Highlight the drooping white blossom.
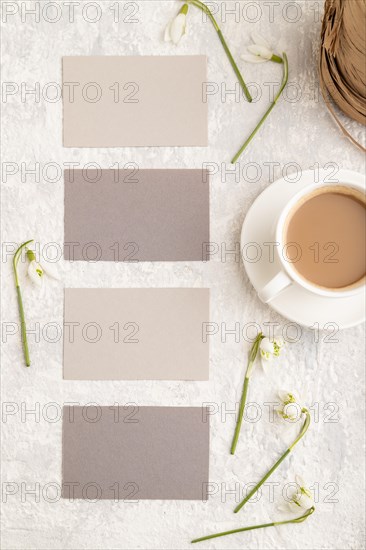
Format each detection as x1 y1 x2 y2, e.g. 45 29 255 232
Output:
26 249 59 287
279 475 315 513
277 390 302 421
260 335 285 365
241 32 283 64
164 4 189 45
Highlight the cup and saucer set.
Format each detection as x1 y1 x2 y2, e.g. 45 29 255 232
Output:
241 169 365 329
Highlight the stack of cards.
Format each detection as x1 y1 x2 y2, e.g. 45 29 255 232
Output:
61 56 210 500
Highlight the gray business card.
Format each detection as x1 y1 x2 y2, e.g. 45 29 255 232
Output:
64 169 210 262
62 406 210 500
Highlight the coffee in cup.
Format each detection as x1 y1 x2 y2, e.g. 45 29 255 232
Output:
258 179 366 303
283 185 365 291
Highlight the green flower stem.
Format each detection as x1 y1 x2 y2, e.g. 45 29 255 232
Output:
235 448 291 513
231 52 289 163
234 408 311 513
187 0 252 102
217 30 252 102
13 240 33 367
191 507 315 544
230 333 264 455
230 376 249 454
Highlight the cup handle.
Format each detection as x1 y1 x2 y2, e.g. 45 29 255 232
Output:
258 271 292 303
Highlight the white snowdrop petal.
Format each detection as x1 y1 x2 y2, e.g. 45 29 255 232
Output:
241 53 267 63
283 403 298 419
288 500 301 513
295 474 306 488
261 357 271 374
297 493 314 510
164 22 172 42
260 337 275 354
274 336 285 348
278 389 291 402
247 44 273 59
251 31 271 49
292 390 301 403
28 261 43 287
170 13 186 44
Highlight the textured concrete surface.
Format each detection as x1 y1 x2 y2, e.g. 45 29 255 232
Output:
1 1 365 549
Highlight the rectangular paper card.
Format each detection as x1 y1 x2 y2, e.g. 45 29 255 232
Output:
63 288 209 380
62 406 210 500
64 169 210 262
62 56 208 147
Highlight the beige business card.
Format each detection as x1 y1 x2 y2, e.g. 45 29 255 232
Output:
63 288 209 380
62 56 208 147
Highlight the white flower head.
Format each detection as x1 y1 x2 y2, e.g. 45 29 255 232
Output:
278 389 299 403
26 249 59 287
273 336 285 356
164 3 188 45
277 389 302 421
279 475 314 513
241 32 283 64
260 335 285 365
259 337 275 361
290 475 314 511
27 258 43 286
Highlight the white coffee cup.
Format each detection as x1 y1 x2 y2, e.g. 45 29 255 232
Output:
258 174 366 304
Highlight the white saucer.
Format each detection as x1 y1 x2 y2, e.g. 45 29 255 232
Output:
241 169 365 329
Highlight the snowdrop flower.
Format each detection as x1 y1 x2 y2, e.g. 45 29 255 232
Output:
273 336 285 356
279 475 315 513
193 473 315 543
277 390 302 421
165 0 252 101
164 4 188 45
259 337 274 360
278 389 300 404
241 32 283 64
260 335 285 364
13 239 61 368
26 249 59 287
291 475 315 510
231 332 288 454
